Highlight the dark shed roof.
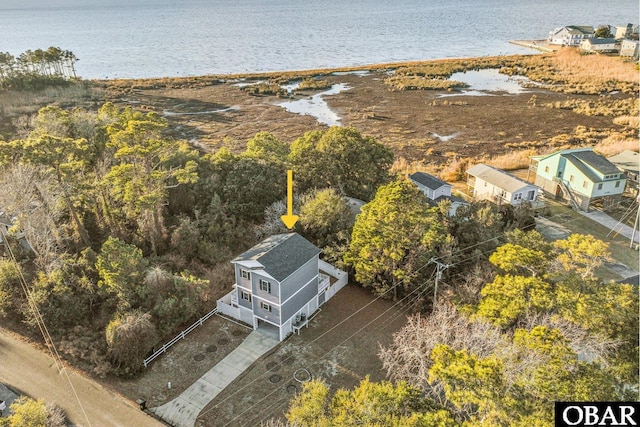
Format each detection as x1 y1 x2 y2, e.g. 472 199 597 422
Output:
408 172 451 191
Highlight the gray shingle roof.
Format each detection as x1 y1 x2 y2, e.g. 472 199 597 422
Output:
568 150 621 176
233 233 321 282
408 172 451 191
467 164 537 194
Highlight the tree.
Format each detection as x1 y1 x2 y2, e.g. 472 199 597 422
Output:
0 106 95 246
0 260 24 316
298 188 354 250
243 132 289 163
477 274 554 328
285 377 456 427
595 26 613 38
2 396 65 427
105 309 158 374
552 234 611 280
379 305 506 405
205 149 285 222
344 179 446 299
102 106 199 252
95 236 148 310
289 127 393 200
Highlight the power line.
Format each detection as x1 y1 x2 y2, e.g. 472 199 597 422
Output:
0 226 93 427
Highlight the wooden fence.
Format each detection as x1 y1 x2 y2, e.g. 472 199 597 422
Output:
143 307 218 368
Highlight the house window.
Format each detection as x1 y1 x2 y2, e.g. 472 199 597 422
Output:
259 279 271 293
260 302 271 312
569 175 575 182
582 181 588 188
527 190 535 200
597 183 603 190
240 269 250 280
514 193 522 201
615 181 621 188
241 291 252 302
544 166 549 173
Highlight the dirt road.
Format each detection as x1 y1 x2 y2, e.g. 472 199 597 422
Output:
0 328 163 427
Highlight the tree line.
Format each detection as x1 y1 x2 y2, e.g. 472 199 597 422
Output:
0 104 393 375
0 47 78 90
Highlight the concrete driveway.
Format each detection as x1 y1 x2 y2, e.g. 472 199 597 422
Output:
151 330 279 427
579 210 639 244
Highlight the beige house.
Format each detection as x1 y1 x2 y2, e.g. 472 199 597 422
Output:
580 38 617 53
466 164 542 207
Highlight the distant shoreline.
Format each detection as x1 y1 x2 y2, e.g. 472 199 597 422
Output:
92 52 547 85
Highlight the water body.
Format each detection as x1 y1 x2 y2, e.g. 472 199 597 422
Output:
0 0 637 79
279 83 350 126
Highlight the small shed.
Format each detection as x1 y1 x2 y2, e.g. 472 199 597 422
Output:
408 172 468 216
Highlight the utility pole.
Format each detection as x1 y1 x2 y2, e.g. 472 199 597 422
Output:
631 195 640 249
430 258 450 303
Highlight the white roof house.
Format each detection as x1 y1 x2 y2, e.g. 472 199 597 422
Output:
466 164 542 207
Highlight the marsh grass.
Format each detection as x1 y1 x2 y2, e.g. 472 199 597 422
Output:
297 78 331 91
0 82 95 117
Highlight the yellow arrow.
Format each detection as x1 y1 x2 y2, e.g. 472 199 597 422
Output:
281 169 299 229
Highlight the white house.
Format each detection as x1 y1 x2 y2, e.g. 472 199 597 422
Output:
620 39 639 59
216 233 347 341
548 26 595 46
580 38 617 53
408 172 468 216
466 164 542 207
530 148 626 211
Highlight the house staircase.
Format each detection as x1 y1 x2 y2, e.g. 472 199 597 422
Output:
557 180 581 211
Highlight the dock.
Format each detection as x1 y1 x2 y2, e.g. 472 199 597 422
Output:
509 39 556 53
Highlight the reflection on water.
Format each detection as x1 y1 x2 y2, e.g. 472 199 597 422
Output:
440 69 531 97
278 83 350 126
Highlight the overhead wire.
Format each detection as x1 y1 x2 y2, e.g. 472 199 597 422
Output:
0 226 93 427
204 202 615 424
224 201 628 424
227 270 439 427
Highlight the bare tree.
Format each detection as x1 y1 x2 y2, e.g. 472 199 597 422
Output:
379 303 507 405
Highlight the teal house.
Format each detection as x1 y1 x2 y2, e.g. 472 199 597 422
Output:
530 148 626 211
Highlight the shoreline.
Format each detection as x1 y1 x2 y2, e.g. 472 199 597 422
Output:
92 52 547 85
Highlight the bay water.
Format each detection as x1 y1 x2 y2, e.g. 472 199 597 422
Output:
1 0 637 79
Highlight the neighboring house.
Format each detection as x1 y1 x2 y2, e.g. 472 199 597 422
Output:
466 164 542 207
580 38 618 53
620 39 639 59
548 26 595 46
530 148 627 211
216 233 347 341
608 150 639 192
408 172 467 216
615 23 634 40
